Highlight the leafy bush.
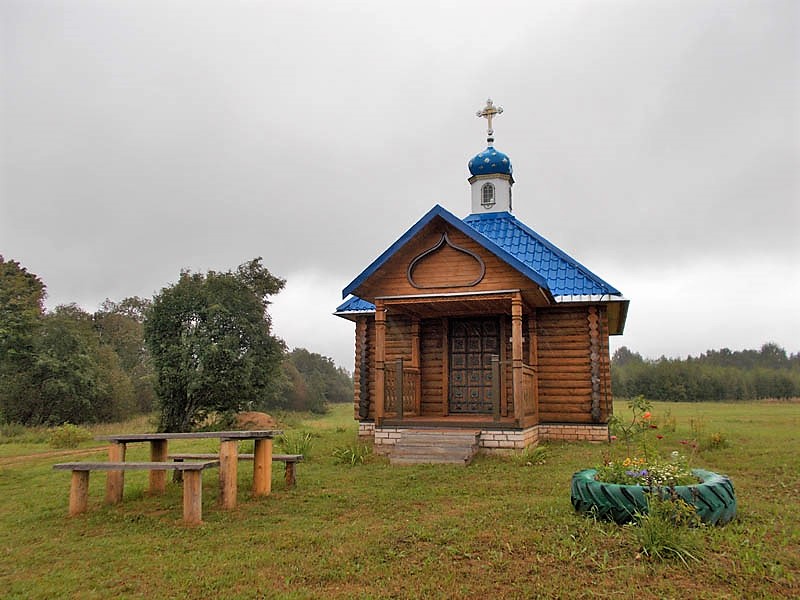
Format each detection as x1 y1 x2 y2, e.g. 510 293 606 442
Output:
512 444 550 466
0 422 27 439
278 431 313 455
332 442 372 466
48 423 93 448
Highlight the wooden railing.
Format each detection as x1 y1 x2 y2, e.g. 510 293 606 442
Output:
384 359 420 420
521 364 537 417
490 355 538 422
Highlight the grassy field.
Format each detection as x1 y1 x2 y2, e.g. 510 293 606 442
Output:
0 400 798 599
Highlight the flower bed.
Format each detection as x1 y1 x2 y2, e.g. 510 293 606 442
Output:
571 396 737 526
570 468 737 525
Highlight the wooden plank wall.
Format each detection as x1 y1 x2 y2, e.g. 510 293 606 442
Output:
359 225 534 300
536 306 612 423
419 319 444 415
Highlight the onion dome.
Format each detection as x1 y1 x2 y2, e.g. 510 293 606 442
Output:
468 147 513 176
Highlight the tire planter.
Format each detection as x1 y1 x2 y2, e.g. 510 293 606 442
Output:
571 468 736 525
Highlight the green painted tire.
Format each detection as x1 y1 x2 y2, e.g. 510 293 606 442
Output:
570 468 736 525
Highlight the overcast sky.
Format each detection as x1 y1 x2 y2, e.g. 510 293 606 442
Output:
2 0 798 369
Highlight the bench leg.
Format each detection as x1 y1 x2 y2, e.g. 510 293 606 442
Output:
285 462 296 489
182 470 203 524
149 439 168 494
252 438 273 497
173 458 184 483
69 470 90 516
105 442 126 504
219 440 238 509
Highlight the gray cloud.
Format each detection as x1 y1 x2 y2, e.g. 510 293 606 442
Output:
2 0 798 367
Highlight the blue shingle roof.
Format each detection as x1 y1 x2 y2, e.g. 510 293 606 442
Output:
335 296 376 313
339 205 621 311
463 212 620 297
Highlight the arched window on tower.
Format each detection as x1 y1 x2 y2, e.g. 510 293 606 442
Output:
481 182 495 208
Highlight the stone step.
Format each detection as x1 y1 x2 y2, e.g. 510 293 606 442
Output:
391 445 473 458
387 429 480 466
390 457 471 466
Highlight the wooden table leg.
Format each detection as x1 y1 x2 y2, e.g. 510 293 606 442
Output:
149 439 168 494
253 438 273 497
182 470 203 525
285 462 296 489
219 440 238 509
105 442 126 504
70 470 90 516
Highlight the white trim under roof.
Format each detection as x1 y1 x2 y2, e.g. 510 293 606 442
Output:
554 294 629 303
375 289 521 301
333 310 375 316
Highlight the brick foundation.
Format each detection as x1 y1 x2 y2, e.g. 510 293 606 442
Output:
538 424 609 443
360 421 608 452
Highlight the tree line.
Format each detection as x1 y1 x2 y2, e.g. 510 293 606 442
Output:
0 256 353 429
611 343 800 401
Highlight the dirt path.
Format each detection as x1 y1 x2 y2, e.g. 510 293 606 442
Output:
0 446 107 467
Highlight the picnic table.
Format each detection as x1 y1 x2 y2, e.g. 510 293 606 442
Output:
95 430 282 510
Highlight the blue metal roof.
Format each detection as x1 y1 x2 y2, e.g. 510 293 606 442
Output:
468 146 513 177
463 212 620 297
335 296 376 313
340 205 621 304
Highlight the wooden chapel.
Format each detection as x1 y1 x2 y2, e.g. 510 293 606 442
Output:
335 100 629 460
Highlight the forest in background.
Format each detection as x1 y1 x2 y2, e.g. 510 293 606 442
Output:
0 256 352 427
3 255 798 427
611 343 800 401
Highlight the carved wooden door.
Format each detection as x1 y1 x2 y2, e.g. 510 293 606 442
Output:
449 317 500 413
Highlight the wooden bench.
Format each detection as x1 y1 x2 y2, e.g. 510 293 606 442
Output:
169 453 304 488
53 461 219 524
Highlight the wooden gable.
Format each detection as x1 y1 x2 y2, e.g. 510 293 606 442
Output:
351 216 548 308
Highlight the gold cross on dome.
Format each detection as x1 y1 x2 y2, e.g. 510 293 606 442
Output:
476 98 503 136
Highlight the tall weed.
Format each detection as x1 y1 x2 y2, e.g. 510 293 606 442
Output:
628 492 703 566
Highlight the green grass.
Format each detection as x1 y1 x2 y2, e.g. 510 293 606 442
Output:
0 400 798 598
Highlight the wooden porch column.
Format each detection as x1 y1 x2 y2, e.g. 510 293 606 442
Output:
511 293 524 425
374 300 386 426
528 308 540 425
411 317 420 415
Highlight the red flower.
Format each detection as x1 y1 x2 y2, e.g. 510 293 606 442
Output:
642 412 652 420
656 434 664 439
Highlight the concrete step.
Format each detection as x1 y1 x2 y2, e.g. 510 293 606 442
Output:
387 429 480 466
390 455 472 466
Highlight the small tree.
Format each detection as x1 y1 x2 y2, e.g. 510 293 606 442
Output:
144 258 285 432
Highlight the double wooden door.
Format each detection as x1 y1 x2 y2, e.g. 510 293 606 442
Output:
449 317 500 414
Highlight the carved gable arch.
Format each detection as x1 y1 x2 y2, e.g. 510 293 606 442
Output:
407 232 486 289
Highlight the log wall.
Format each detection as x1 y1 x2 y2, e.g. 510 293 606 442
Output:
352 305 613 424
419 319 445 415
536 306 612 423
